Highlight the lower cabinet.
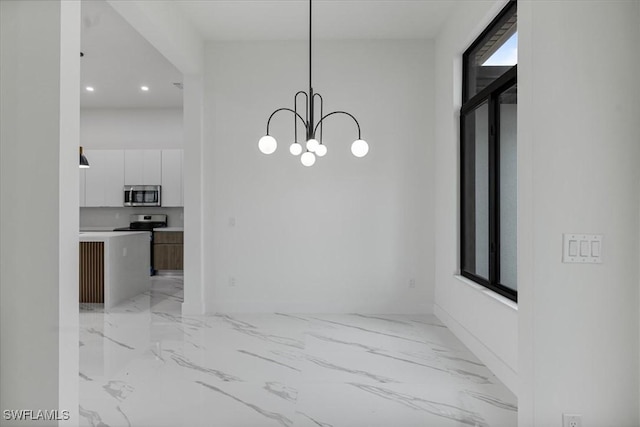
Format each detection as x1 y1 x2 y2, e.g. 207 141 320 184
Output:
153 231 183 271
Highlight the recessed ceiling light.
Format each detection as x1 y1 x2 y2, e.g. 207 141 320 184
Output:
140 86 149 91
85 86 94 92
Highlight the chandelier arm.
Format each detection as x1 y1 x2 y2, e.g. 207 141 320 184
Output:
312 93 323 143
294 91 309 142
266 107 307 135
313 111 362 140
295 91 309 120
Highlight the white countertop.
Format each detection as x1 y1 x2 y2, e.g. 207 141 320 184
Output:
154 227 184 232
80 226 118 232
80 231 150 240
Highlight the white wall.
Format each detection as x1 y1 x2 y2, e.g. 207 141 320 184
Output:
80 108 182 149
0 1 80 424
433 0 518 393
518 1 640 425
203 40 434 313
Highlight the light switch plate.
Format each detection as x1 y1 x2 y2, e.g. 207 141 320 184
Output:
563 234 602 264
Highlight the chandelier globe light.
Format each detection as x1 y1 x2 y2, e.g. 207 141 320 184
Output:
258 135 277 155
315 143 327 157
351 139 369 158
289 142 303 156
257 0 369 166
306 138 319 153
300 152 316 167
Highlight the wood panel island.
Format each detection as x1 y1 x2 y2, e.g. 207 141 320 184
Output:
79 231 151 310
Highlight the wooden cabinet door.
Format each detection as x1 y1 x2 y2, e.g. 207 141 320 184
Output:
154 231 183 270
154 231 183 244
154 244 183 270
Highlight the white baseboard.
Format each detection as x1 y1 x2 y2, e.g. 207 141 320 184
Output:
182 301 205 315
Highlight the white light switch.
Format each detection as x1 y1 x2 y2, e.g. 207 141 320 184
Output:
579 240 589 257
563 234 602 264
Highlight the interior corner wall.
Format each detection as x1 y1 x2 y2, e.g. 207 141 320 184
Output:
182 73 205 315
637 1 640 420
58 1 81 423
433 0 518 394
202 39 434 313
78 107 185 229
518 1 640 426
0 0 80 423
103 0 206 316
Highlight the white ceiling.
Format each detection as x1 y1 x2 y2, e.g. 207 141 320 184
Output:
176 0 458 41
80 0 183 108
80 0 458 108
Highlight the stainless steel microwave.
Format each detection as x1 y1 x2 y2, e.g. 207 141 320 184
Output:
124 185 161 207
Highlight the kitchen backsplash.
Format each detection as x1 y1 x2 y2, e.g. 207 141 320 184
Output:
80 207 184 228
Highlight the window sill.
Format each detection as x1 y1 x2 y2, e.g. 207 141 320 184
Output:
454 275 518 311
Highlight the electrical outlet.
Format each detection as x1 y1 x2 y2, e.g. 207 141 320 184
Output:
563 414 582 427
409 278 416 288
122 247 127 257
228 276 236 287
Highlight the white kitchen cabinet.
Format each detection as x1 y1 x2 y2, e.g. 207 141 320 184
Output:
124 150 162 185
161 149 183 207
79 168 86 207
84 150 125 207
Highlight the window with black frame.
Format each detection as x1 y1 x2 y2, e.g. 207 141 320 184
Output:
461 0 517 302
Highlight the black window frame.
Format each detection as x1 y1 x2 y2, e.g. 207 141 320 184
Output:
460 0 518 302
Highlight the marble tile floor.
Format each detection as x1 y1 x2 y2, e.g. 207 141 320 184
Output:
79 277 517 427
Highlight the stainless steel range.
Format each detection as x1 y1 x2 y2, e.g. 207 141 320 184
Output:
114 214 167 275
114 214 167 231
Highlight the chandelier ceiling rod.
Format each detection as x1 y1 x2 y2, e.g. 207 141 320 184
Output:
257 0 370 166
309 0 312 107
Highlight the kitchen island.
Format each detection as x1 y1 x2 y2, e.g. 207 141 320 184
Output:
79 231 150 310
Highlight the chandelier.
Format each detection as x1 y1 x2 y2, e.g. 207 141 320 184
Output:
257 0 369 167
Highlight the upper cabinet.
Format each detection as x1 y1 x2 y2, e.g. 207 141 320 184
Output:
161 149 183 207
84 150 125 207
124 150 162 185
80 149 183 207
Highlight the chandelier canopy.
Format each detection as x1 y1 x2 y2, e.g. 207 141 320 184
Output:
257 0 369 166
